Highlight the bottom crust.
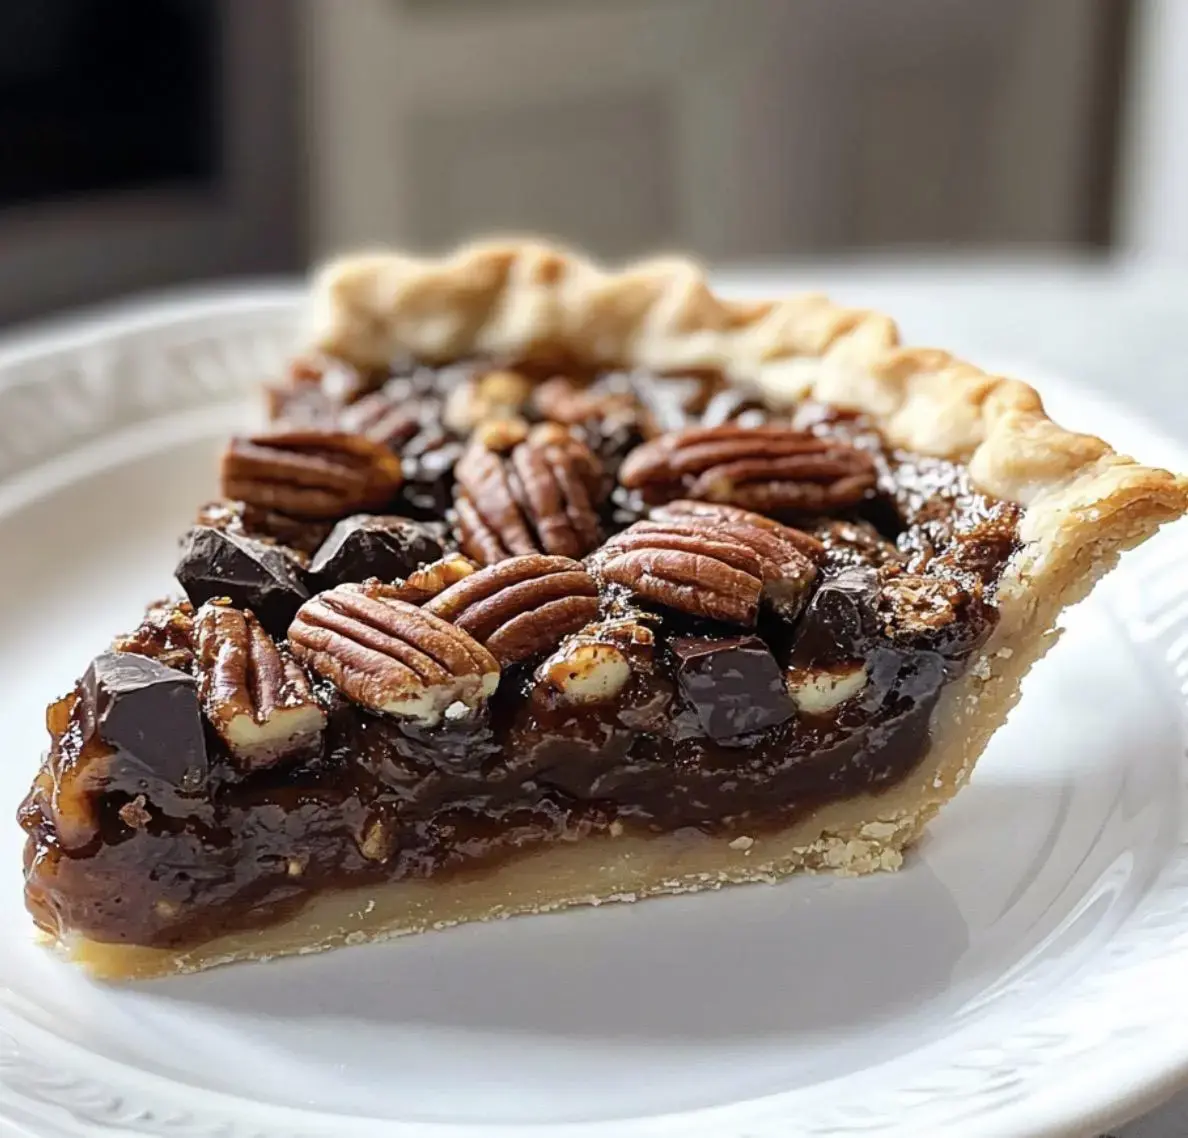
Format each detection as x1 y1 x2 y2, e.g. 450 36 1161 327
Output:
60 779 946 981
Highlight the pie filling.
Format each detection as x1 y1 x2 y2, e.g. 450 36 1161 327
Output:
19 356 1020 953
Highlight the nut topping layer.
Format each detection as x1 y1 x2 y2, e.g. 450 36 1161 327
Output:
591 518 764 626
289 586 499 724
424 554 601 665
222 430 403 521
453 423 607 564
618 424 876 513
194 603 326 770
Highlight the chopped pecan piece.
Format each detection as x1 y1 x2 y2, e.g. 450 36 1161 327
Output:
811 517 905 571
118 794 153 830
618 424 876 513
453 423 607 564
786 662 868 716
221 430 403 521
289 586 499 724
536 617 654 704
590 519 764 626
112 599 195 672
194 604 326 770
473 417 530 452
877 570 989 657
649 500 823 618
424 554 600 665
443 368 533 434
387 554 478 604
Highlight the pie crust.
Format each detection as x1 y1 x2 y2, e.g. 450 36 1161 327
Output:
37 241 1188 977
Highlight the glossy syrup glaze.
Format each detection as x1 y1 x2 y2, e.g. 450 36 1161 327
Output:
19 357 1020 949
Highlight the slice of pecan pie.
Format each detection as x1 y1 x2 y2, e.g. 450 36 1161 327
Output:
19 242 1188 979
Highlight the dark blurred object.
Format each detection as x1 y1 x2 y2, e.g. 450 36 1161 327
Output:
0 0 299 327
0 0 218 208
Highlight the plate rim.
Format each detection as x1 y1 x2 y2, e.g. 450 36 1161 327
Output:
0 288 1186 1138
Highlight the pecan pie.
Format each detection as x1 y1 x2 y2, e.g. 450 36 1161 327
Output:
19 241 1188 979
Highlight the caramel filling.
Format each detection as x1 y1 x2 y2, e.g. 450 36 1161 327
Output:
19 358 1019 951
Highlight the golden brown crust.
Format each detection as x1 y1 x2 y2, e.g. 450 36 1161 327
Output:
60 796 930 979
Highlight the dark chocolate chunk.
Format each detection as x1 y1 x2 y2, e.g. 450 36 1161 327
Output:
672 635 793 742
790 566 880 666
308 514 445 590
175 527 310 637
399 436 466 517
81 651 207 791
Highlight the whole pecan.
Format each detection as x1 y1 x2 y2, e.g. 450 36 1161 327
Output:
194 603 325 770
221 430 403 521
648 500 824 618
618 424 876 514
424 553 600 665
453 423 607 564
289 585 499 724
590 519 765 626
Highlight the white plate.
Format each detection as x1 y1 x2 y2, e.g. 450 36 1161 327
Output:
0 292 1186 1138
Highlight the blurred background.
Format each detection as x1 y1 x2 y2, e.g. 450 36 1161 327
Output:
0 0 1185 326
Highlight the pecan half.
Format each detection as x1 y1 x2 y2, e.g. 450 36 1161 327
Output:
112 599 195 672
650 500 823 618
221 430 403 521
590 519 764 625
618 424 876 513
453 423 607 564
289 586 499 724
195 603 326 770
424 553 600 664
